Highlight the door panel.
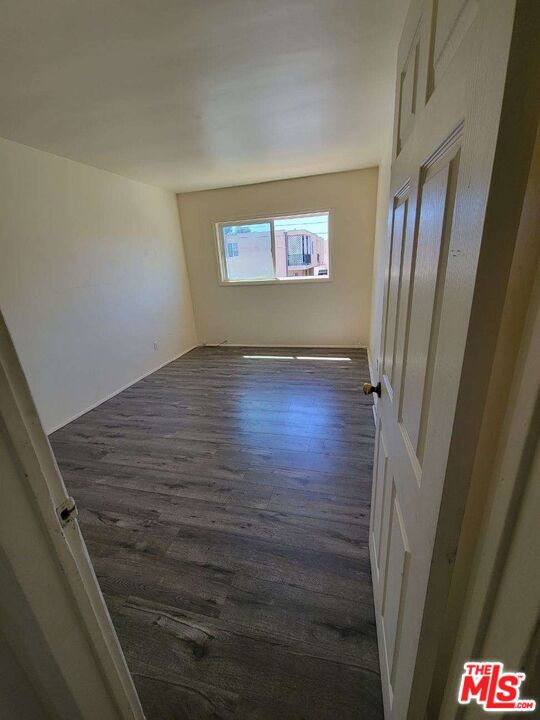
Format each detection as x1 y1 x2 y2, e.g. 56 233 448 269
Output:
397 29 421 154
400 144 460 464
382 194 408 395
429 0 480 94
381 487 410 693
371 421 390 583
369 0 520 717
401 162 449 453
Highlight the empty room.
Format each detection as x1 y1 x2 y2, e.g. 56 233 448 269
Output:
1 1 539 719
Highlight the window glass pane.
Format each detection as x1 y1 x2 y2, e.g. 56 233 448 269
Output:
273 212 329 279
221 222 273 281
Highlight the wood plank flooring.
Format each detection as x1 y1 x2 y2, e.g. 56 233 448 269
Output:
50 346 381 719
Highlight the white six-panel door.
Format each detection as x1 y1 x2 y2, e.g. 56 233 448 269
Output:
369 0 520 717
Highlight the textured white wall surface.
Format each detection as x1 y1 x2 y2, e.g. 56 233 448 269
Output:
178 169 378 348
0 137 197 432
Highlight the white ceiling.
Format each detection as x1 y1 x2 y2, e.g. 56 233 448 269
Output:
0 0 408 192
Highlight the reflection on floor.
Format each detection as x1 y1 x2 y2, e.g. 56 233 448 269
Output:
50 346 381 719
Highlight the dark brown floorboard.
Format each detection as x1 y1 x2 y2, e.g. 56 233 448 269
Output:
50 346 381 719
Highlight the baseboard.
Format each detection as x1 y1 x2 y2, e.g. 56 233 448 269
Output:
47 343 199 435
202 343 366 349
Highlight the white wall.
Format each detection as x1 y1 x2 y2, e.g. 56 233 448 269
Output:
177 169 378 347
0 137 197 433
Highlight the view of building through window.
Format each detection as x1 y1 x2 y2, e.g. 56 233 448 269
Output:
219 212 329 282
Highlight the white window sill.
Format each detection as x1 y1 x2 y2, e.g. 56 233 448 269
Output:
218 277 332 287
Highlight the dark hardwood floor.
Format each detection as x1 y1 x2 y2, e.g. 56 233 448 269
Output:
50 346 381 719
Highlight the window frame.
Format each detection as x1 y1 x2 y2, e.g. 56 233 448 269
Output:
214 209 332 286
